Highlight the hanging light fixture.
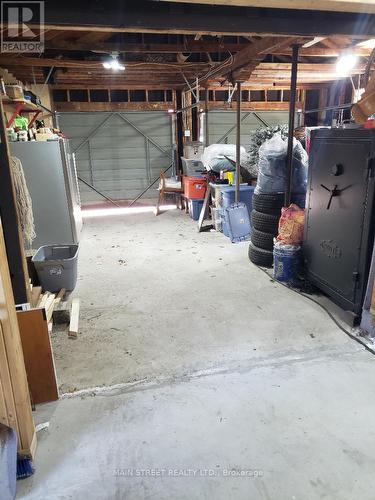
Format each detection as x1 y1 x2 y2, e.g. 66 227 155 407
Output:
102 52 125 71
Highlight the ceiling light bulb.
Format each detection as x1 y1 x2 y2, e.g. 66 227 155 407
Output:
336 53 358 77
111 59 125 71
102 55 125 71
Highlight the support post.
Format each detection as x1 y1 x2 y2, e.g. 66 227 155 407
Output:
176 90 184 174
235 81 241 203
0 99 30 305
205 89 209 147
285 44 300 207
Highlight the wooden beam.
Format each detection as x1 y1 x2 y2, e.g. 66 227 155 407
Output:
51 83 176 90
159 0 375 14
46 40 247 53
0 56 213 70
8 42 374 61
13 1 375 37
199 37 298 84
50 82 325 90
273 46 372 58
207 101 300 110
0 219 35 456
69 298 80 339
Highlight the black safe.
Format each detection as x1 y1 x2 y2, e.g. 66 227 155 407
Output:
304 128 375 317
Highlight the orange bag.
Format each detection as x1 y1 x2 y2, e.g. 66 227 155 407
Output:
276 204 305 245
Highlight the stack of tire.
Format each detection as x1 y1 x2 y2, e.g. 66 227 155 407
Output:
248 193 284 267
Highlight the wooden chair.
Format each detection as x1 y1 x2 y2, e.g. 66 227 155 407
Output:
155 170 184 215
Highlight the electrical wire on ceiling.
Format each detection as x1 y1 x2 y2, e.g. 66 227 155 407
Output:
180 52 234 96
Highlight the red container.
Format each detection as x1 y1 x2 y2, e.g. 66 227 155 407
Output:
184 176 207 199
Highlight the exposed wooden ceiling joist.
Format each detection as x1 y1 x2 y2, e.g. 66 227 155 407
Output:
45 40 248 54
0 55 214 70
199 36 299 84
42 40 372 58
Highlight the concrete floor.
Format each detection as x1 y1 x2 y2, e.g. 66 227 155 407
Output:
52 208 356 393
16 208 375 499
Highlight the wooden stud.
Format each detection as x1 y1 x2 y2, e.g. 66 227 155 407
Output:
31 286 42 308
0 219 35 456
69 298 80 338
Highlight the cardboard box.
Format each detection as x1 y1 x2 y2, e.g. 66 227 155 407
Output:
5 84 24 100
35 133 53 141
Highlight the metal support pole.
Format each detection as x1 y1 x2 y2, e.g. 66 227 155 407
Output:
205 89 209 147
285 44 300 208
176 90 184 174
235 81 241 204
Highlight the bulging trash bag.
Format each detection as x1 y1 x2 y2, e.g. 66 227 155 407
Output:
255 132 308 195
276 203 305 245
201 144 250 173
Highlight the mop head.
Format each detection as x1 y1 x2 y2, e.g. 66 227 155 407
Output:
16 456 35 480
10 156 36 247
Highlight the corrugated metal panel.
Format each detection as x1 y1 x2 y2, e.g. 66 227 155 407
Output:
207 110 289 146
57 111 172 203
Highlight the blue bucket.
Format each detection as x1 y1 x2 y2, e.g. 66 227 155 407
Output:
273 243 301 283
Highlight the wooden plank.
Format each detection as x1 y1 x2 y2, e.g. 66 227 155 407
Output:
45 294 56 323
17 308 59 405
55 288 66 302
0 371 9 427
38 292 50 309
0 322 18 431
0 219 35 456
69 298 80 338
31 286 42 308
19 7 375 37
0 56 215 69
206 101 301 111
160 0 375 14
46 40 247 53
199 37 299 84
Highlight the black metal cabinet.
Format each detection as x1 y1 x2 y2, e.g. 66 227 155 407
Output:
304 129 375 315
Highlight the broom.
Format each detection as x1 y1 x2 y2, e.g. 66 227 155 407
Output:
16 455 34 479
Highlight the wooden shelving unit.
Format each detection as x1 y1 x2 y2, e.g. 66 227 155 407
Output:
2 95 44 129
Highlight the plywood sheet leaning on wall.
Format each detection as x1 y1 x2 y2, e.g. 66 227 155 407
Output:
0 218 36 457
17 308 59 405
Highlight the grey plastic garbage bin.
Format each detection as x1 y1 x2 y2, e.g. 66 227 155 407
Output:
32 244 79 292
